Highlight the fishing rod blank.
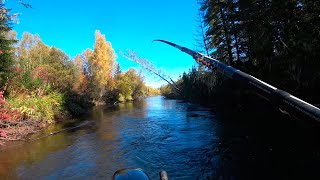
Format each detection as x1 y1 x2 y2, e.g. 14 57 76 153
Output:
154 40 320 124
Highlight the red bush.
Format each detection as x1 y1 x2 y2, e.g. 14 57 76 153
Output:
0 91 22 123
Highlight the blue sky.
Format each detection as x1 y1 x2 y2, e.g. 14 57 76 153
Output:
7 0 201 88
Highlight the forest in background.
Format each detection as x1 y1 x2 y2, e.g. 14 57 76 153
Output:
161 0 320 106
0 2 159 144
159 2 320 178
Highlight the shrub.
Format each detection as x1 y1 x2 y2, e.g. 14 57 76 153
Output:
64 91 93 116
8 91 64 124
0 91 22 138
0 91 22 123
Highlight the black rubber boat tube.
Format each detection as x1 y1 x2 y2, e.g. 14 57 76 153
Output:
154 40 320 124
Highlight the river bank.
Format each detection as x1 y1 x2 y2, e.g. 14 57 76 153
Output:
0 114 82 147
0 90 94 146
0 96 218 179
0 25 159 146
0 93 159 146
1 96 319 179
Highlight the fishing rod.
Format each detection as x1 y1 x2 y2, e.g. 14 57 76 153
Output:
154 40 320 124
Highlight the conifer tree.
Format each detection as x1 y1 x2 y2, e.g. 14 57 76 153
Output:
199 0 320 102
0 2 15 89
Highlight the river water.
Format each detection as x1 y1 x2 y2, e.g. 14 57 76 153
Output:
0 96 221 179
0 96 319 179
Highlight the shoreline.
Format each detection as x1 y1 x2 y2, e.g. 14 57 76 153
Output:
0 97 157 146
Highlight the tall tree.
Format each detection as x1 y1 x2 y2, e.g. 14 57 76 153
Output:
12 32 76 93
194 9 210 56
45 47 74 91
0 2 15 89
200 0 320 102
89 30 116 101
73 55 88 93
81 48 93 77
201 0 235 65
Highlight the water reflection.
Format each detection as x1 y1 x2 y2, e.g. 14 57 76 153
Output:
0 96 220 179
0 125 80 179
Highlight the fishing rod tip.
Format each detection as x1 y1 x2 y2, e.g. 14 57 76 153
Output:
152 39 162 43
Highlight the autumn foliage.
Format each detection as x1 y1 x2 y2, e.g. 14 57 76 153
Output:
0 29 160 145
0 0 160 145
89 30 116 101
0 91 22 140
0 92 21 123
0 2 157 144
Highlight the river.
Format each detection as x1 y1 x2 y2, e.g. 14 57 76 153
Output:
0 96 220 179
0 96 319 179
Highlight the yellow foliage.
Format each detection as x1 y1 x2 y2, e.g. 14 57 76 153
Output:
73 55 88 93
89 30 116 100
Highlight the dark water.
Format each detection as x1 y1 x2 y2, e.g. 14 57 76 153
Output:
1 96 319 179
0 96 221 179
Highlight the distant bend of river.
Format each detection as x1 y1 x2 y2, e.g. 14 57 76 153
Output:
0 96 319 179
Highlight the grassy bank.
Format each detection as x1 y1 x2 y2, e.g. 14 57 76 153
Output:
0 90 93 145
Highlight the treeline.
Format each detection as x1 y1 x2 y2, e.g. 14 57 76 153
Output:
0 3 158 142
69 30 159 105
1 30 158 120
162 0 320 104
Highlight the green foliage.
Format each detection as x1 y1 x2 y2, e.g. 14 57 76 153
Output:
14 33 75 92
0 1 153 135
181 66 220 102
4 29 152 127
114 68 147 102
64 91 93 116
116 73 133 102
160 84 173 97
161 66 221 102
0 3 16 88
146 87 160 97
104 89 120 104
199 0 320 103
9 70 43 93
8 92 64 124
45 47 76 91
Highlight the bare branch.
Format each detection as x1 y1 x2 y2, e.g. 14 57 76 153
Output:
120 50 181 92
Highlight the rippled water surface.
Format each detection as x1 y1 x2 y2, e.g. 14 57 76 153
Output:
0 96 221 179
2 96 320 179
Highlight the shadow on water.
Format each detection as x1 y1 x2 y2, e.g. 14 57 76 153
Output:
0 96 319 179
213 89 320 180
0 97 221 179
0 121 95 179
